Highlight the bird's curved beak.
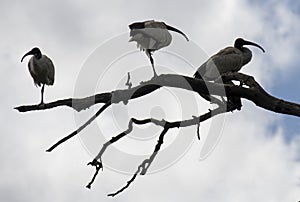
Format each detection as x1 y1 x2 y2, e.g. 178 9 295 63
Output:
21 50 33 62
243 40 265 53
165 24 189 41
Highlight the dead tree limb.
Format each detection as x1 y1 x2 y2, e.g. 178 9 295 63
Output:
89 104 236 196
14 72 300 196
15 73 300 117
46 101 111 152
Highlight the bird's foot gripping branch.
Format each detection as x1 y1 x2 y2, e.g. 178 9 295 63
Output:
15 73 300 196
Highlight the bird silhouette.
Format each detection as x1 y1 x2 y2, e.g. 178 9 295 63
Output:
194 38 265 109
129 20 189 77
194 38 265 80
21 47 55 105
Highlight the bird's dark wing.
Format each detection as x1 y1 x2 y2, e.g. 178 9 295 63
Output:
211 47 243 73
44 56 55 85
194 47 243 80
28 59 41 87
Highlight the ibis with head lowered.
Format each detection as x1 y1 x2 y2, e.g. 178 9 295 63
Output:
129 20 189 77
21 47 55 105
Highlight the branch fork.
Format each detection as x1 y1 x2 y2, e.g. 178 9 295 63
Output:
14 72 300 196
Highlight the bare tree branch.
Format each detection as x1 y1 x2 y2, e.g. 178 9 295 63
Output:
87 104 236 196
107 167 139 197
85 118 152 189
46 101 111 152
192 115 201 140
14 73 300 117
14 72 300 196
86 159 103 189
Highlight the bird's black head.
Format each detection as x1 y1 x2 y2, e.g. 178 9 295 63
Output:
21 47 42 62
234 38 265 52
234 38 245 49
129 22 145 30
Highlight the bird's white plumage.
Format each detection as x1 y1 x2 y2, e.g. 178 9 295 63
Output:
129 27 172 51
129 20 189 77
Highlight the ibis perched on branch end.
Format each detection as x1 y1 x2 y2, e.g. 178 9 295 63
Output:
194 38 265 81
21 47 55 105
193 38 265 109
129 20 189 77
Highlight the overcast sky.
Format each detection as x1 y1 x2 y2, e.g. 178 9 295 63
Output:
1 0 300 201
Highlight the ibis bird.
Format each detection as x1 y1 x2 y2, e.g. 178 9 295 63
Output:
194 38 265 80
129 20 189 77
21 47 55 105
193 38 265 109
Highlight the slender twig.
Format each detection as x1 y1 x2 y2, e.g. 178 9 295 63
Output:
85 118 151 189
140 128 169 175
87 104 237 195
125 72 132 89
107 168 140 197
122 72 133 105
46 102 111 152
192 116 201 140
93 118 152 162
86 159 103 189
108 128 168 197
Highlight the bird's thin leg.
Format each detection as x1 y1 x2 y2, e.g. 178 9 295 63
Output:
40 84 45 105
146 50 157 78
225 81 242 111
214 77 227 105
